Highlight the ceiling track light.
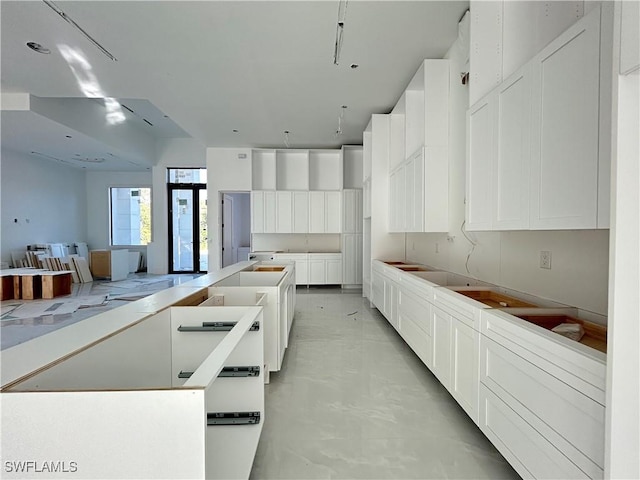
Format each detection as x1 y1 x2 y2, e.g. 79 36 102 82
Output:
283 130 291 148
333 0 348 65
42 0 118 61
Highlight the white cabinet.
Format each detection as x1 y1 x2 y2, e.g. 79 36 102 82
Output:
308 258 325 284
342 234 362 286
467 6 609 231
388 166 405 232
530 8 601 230
620 0 640 75
466 98 494 231
276 191 293 233
273 254 308 285
431 305 452 390
251 191 265 234
342 189 363 234
309 191 342 234
450 317 480 424
397 288 432 368
264 191 277 233
274 253 341 286
292 191 309 234
326 257 342 284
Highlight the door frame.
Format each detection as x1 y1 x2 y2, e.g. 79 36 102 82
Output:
167 182 207 273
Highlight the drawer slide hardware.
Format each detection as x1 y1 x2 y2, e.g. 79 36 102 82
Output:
177 321 260 332
178 366 261 379
207 412 261 426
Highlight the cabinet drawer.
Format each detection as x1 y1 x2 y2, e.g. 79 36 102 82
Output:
398 313 431 368
433 288 483 331
479 383 594 480
481 335 604 477
397 289 431 336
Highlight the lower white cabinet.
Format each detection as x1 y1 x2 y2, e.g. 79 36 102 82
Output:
397 288 432 368
450 318 480 424
273 253 342 285
1 305 265 480
272 254 308 285
431 305 452 389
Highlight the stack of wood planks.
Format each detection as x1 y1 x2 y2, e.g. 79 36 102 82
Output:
10 251 93 284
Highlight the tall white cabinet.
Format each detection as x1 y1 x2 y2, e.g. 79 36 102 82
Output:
467 5 611 231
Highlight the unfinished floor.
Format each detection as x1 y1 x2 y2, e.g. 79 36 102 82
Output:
250 288 520 479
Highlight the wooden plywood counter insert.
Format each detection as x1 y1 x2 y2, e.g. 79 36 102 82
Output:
514 313 607 353
456 289 537 308
253 266 285 272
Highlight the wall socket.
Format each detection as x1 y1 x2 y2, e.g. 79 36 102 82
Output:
540 251 552 269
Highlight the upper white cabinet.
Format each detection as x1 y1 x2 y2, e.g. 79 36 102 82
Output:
251 191 277 233
470 0 585 105
309 150 342 191
467 6 610 231
309 191 341 234
466 97 495 231
292 191 309 234
342 145 364 189
530 8 601 230
467 66 531 231
386 59 450 234
252 150 277 190
619 0 640 75
405 60 450 157
276 191 293 233
276 150 309 190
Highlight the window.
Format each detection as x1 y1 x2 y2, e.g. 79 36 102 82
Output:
110 187 151 246
167 168 207 184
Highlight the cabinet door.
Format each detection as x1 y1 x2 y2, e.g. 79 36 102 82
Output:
530 10 600 229
620 0 640 75
263 191 277 233
251 191 264 233
325 191 342 233
308 259 325 285
342 234 356 284
412 151 425 232
395 167 406 232
309 191 325 233
276 191 293 233
466 98 495 231
450 318 480 424
293 191 309 234
431 306 452 389
326 259 342 284
295 258 308 285
493 66 531 230
342 190 357 234
388 170 397 232
405 156 416 232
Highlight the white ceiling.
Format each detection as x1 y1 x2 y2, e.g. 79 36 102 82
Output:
1 0 469 170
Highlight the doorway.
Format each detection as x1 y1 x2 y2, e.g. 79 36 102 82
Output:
221 192 251 267
168 169 207 273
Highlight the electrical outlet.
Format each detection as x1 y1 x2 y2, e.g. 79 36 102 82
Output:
540 251 552 269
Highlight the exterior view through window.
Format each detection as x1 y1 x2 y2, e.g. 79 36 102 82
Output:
110 187 151 245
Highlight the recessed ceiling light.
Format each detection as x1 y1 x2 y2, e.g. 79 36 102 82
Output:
26 42 51 54
350 63 359 69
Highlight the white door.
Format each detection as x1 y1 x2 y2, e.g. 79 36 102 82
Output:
276 191 292 233
450 317 480 423
326 258 342 284
431 306 452 389
251 191 264 233
309 191 325 233
293 191 309 234
264 191 277 233
466 98 495 231
308 259 325 284
493 66 531 230
529 10 600 229
325 192 342 233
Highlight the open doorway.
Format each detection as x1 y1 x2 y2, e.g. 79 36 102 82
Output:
221 192 251 267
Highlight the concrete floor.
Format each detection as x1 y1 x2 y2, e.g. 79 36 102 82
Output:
250 288 520 479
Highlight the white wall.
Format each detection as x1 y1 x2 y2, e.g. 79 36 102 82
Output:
229 193 251 248
148 138 206 273
85 170 152 254
207 148 252 272
251 234 341 253
405 30 610 316
0 149 87 264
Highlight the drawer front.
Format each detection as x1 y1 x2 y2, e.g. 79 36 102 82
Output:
433 289 481 330
481 310 606 403
479 383 595 480
397 289 431 335
451 319 480 424
481 336 604 476
397 312 432 368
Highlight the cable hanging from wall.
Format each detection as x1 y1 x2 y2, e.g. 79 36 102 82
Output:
283 130 291 148
335 105 347 137
460 219 477 275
